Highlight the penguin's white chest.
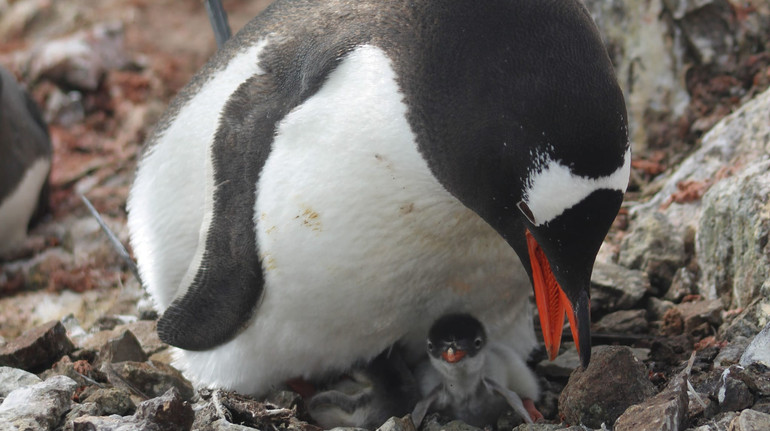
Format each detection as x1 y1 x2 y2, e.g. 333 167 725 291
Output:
170 45 533 394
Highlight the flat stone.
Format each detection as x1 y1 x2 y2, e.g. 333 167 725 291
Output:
0 320 75 372
614 376 688 430
717 366 754 412
537 349 580 379
0 366 42 397
664 268 697 302
715 337 749 367
729 409 770 431
0 375 77 431
589 261 650 315
593 309 649 334
98 329 149 364
677 299 724 334
741 321 770 367
104 360 194 401
648 297 676 321
70 387 193 431
83 387 136 416
376 415 416 431
559 346 657 428
697 160 770 310
133 387 194 430
618 212 685 294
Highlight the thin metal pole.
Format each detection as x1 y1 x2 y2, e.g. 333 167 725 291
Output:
204 0 232 48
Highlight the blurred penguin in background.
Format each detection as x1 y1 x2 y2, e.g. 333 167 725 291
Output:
0 65 52 258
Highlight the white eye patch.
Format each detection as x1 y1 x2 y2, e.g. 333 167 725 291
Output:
520 147 630 226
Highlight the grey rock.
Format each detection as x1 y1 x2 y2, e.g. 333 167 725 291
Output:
741 322 770 367
593 309 648 334
537 349 580 379
0 366 41 397
677 299 724 334
697 161 770 309
70 387 193 431
630 86 770 238
420 414 481 431
0 375 77 431
98 329 149 364
614 376 688 430
27 22 130 91
728 409 770 431
376 415 415 431
618 212 685 294
103 360 194 400
83 387 136 416
663 0 736 65
690 411 738 431
0 320 75 372
206 419 257 430
512 424 565 431
715 337 749 367
589 261 650 315
133 387 194 430
664 267 697 302
582 0 690 152
648 297 677 321
716 367 754 412
734 364 770 397
558 346 656 428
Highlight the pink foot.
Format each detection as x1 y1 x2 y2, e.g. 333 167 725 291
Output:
286 377 316 398
523 398 544 423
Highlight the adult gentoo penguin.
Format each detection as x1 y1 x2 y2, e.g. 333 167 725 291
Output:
0 66 51 258
127 0 630 397
412 314 541 427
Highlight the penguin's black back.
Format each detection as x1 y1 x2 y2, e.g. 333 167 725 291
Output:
151 0 628 351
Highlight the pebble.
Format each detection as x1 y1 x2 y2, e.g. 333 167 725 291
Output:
614 376 688 431
0 366 41 397
740 321 770 368
69 387 193 431
589 261 650 314
0 320 75 372
728 409 770 431
0 375 77 431
558 346 656 428
103 360 195 401
592 309 649 334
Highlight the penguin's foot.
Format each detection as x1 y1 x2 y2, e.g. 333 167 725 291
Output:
522 398 544 423
286 377 317 398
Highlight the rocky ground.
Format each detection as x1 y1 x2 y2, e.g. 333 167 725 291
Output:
2 0 770 430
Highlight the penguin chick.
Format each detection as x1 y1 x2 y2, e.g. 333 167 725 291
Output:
412 314 542 428
308 346 419 430
0 66 51 259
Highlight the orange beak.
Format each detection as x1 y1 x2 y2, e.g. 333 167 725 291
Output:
526 229 581 361
442 347 467 363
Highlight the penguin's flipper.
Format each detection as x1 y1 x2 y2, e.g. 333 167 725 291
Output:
155 73 287 351
411 388 439 428
482 378 533 424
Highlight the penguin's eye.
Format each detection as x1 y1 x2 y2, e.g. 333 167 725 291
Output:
517 201 536 225
427 341 434 352
474 338 483 349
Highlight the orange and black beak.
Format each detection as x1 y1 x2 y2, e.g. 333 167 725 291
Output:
526 229 592 368
441 346 467 363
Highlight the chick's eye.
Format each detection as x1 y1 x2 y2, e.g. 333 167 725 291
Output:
427 341 434 352
474 338 483 348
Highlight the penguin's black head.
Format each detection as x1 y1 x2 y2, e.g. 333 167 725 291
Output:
427 314 486 364
403 0 629 368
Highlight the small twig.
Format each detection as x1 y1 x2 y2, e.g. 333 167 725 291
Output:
78 193 142 286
